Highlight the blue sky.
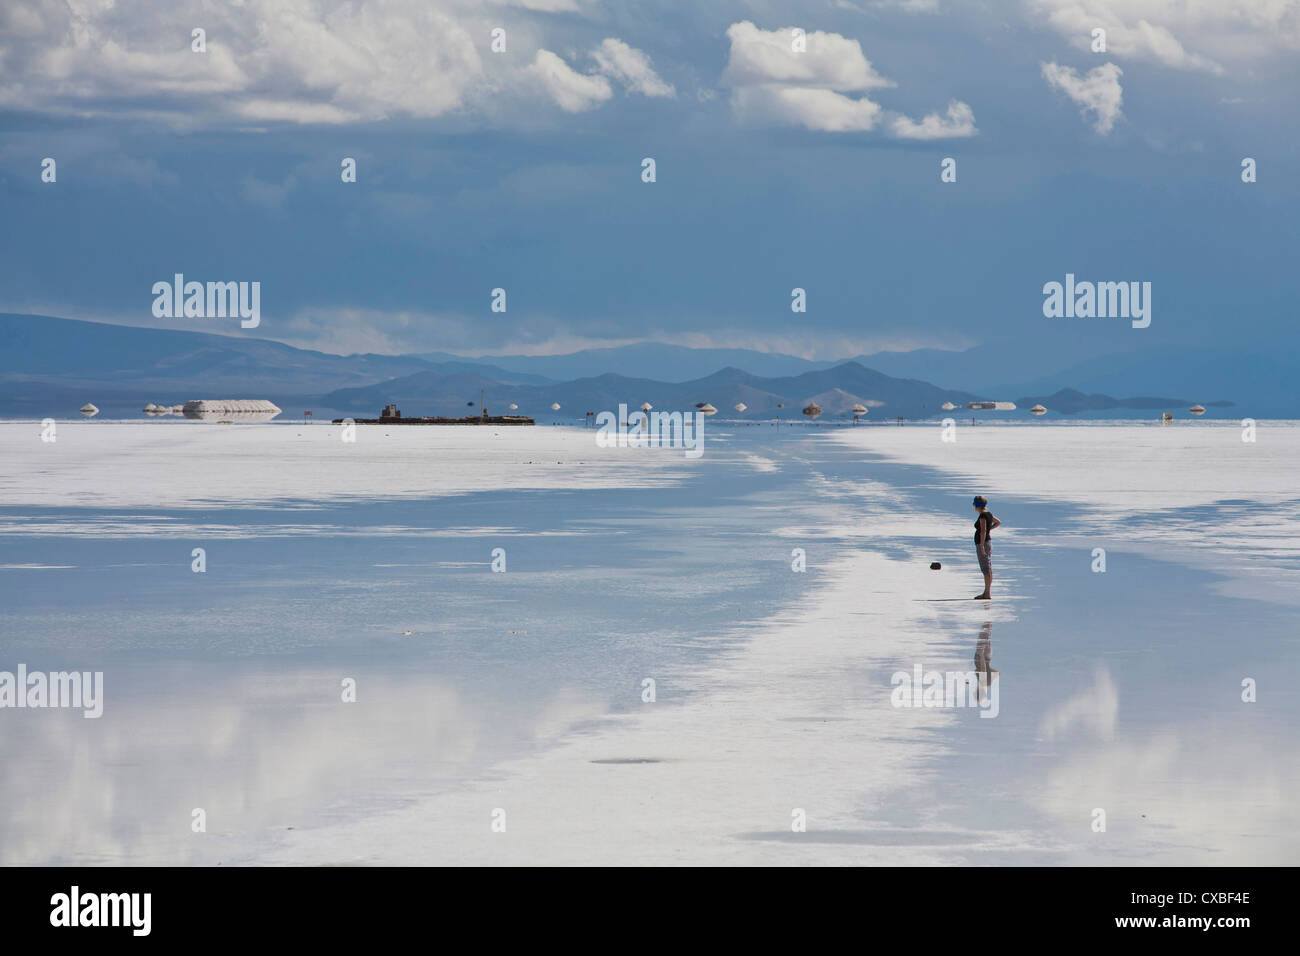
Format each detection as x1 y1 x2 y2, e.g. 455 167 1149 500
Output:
1 0 1297 364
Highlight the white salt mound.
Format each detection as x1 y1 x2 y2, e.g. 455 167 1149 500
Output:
182 399 282 414
182 399 281 421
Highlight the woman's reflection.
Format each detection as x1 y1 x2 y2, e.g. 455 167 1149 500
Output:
974 620 999 712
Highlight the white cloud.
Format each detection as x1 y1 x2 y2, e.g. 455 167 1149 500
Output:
503 0 582 11
872 0 940 12
526 39 673 113
529 49 612 112
234 99 360 125
0 0 659 125
721 20 975 138
723 21 893 91
1041 61 1123 134
591 38 675 98
890 99 976 139
1026 0 1300 73
270 307 969 360
4 295 973 361
40 39 251 96
732 85 884 132
0 0 486 123
721 20 888 131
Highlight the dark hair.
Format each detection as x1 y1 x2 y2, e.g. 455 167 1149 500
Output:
973 495 988 508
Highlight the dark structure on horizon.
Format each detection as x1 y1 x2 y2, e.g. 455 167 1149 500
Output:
332 402 534 425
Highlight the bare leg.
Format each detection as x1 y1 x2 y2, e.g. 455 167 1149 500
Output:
975 570 991 600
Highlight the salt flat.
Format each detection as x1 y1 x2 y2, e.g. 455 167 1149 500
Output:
1 421 1296 865
828 421 1299 516
830 421 1300 599
253 424 1300 865
0 421 695 510
257 544 1017 866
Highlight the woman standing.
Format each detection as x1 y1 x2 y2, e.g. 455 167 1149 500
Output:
972 496 1000 600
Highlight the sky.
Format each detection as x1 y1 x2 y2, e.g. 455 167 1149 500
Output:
1 0 1298 364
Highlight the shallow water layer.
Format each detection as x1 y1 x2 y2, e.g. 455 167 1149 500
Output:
0 422 1296 864
792 440 1300 865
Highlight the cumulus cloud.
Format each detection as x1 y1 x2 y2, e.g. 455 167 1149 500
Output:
1026 0 1300 73
527 38 674 112
889 99 976 139
591 38 675 98
1041 61 1123 134
721 20 974 138
529 49 612 112
0 0 666 125
732 85 883 132
723 21 893 92
0 0 484 123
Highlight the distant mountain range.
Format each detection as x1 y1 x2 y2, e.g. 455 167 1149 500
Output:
0 313 1264 420
324 363 982 421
